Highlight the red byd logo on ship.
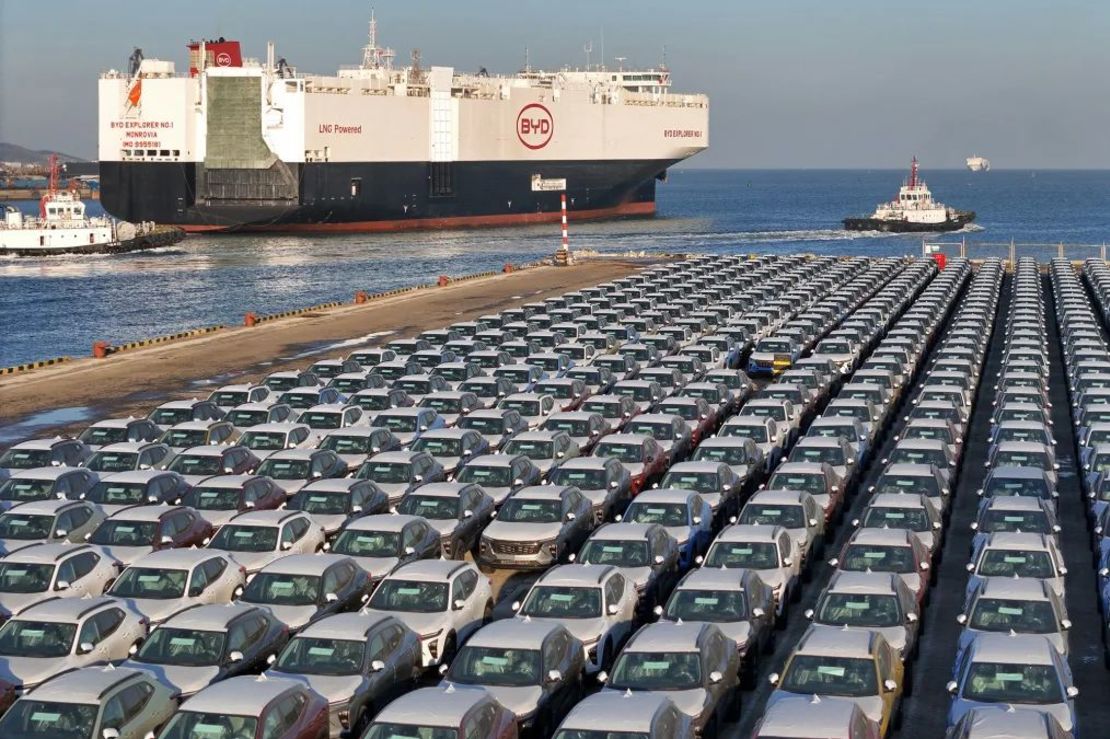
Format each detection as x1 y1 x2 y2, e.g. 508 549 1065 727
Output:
216 52 232 66
516 103 554 150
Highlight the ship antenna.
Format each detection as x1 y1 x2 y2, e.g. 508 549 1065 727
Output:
584 40 592 71
910 156 918 188
362 7 395 70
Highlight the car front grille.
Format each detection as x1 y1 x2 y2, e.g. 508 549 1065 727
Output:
491 540 542 555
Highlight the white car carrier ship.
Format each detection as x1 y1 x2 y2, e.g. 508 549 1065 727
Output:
97 13 709 233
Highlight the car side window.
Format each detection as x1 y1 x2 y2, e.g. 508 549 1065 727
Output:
115 681 154 726
401 524 421 550
543 632 570 670
366 629 389 662
452 570 478 602
604 574 625 606
54 510 78 536
57 552 98 585
78 608 124 647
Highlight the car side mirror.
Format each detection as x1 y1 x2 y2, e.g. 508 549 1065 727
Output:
228 650 245 663
325 592 339 603
692 516 702 525
546 669 563 684
1067 686 1079 699
160 535 173 545
752 607 766 619
827 557 837 567
883 679 897 693
78 641 95 654
946 680 958 695
404 546 416 555
1061 618 1072 630
566 512 577 522
371 659 387 672
55 580 71 591
653 554 665 565
223 466 235 474
452 598 467 611
906 612 919 623
596 670 608 683
513 478 524 486
768 672 780 686
102 729 121 739
462 509 474 519
709 670 723 684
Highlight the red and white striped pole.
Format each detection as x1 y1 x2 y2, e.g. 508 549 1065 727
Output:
560 193 569 252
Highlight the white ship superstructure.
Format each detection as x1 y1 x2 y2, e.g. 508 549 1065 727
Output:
966 156 990 172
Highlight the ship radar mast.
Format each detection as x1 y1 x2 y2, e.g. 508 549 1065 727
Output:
361 8 395 70
909 157 919 188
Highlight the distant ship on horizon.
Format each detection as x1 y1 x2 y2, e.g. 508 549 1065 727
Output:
966 155 991 172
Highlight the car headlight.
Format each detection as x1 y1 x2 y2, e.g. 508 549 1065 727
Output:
423 629 445 658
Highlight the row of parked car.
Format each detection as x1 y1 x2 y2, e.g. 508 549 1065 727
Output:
0 252 1085 739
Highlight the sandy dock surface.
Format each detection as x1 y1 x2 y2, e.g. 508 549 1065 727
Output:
1 259 651 438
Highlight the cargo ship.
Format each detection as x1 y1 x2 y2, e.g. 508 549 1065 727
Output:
97 13 709 233
843 158 975 233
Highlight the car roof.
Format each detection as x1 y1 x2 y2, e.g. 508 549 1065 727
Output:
868 493 929 508
958 706 1059 736
17 595 116 622
183 675 304 713
6 498 80 515
345 514 424 532
536 563 614 587
175 445 227 457
97 442 154 453
977 577 1052 600
882 463 940 477
258 550 348 572
510 485 572 500
825 571 900 595
558 691 676 732
107 504 176 521
466 618 562 649
462 454 515 468
589 522 658 540
375 685 490 725
796 624 877 657
993 440 1049 451
162 602 262 631
190 474 255 488
716 524 786 542
128 548 224 568
264 449 319 461
228 509 305 526
556 457 611 470
370 451 422 463
772 462 826 473
30 665 150 704
968 632 1056 664
86 418 134 429
245 423 306 434
983 532 1051 549
630 488 697 505
3 543 96 564
757 694 866 738
987 466 1046 480
980 496 1046 511
386 559 472 582
747 489 809 505
297 612 395 641
408 482 472 497
625 621 709 652
849 528 914 546
675 567 751 591
4 466 74 481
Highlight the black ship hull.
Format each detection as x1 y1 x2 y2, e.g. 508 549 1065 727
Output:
100 159 674 233
842 210 976 233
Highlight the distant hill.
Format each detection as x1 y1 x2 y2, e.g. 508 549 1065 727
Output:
0 142 88 165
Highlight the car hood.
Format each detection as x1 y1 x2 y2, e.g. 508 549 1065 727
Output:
623 462 645 478
195 509 241 528
658 525 692 547
180 474 214 487
0 656 64 689
604 686 708 720
307 513 350 535
392 432 417 446
445 682 543 719
336 453 369 471
481 486 513 506
250 603 321 632
363 609 446 638
271 479 309 495
526 616 608 644
953 697 1073 732
90 544 155 566
424 518 459 538
348 556 401 580
0 591 51 619
612 565 653 589
227 551 282 575
122 660 221 697
119 597 192 625
483 521 563 543
430 455 463 473
375 482 411 503
266 670 367 704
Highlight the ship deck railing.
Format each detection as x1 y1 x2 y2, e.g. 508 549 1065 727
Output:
924 238 1110 267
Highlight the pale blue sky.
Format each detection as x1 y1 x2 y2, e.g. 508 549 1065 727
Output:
2 0 1107 167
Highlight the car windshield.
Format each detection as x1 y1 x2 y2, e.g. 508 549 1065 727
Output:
0 478 55 502
422 397 463 414
167 454 223 475
792 447 845 466
89 519 157 546
889 448 946 467
164 429 212 450
768 473 824 496
977 549 1055 578
257 458 311 480
459 416 506 435
980 510 1050 534
579 539 648 567
625 422 674 441
582 400 621 417
210 391 249 407
455 465 511 487
0 699 98 739
150 408 195 426
625 502 689 527
185 487 243 510
86 481 151 506
660 472 718 494
412 438 463 457
84 451 138 473
396 495 457 520
969 598 1057 634
740 503 805 528
275 636 366 677
756 339 794 354
136 626 226 666
658 403 699 421
498 498 562 523
816 593 901 628
354 394 394 412
279 392 320 410
0 562 53 593
436 367 471 382
358 462 412 484
665 589 747 622
78 426 128 446
265 376 300 391
300 412 343 430
502 440 554 460
904 427 952 443
780 655 878 697
610 650 702 691
873 475 939 497
705 541 780 569
369 579 449 613
332 529 399 558
594 442 644 464
986 475 1051 499
547 468 608 490
721 424 768 443
158 711 259 739
500 400 540 416
0 514 54 540
242 572 320 606
520 586 601 618
862 507 929 532
376 415 419 433
110 566 187 599
544 419 591 437
289 489 351 516
448 646 541 687
841 544 915 574
209 525 277 553
0 619 75 657
962 662 1063 703
239 431 288 451
994 452 1049 469
693 445 752 466
226 410 271 429
364 725 456 739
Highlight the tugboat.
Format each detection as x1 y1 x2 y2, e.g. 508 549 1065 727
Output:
0 156 183 256
843 158 975 233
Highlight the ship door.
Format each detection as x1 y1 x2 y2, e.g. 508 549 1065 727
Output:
428 162 454 198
